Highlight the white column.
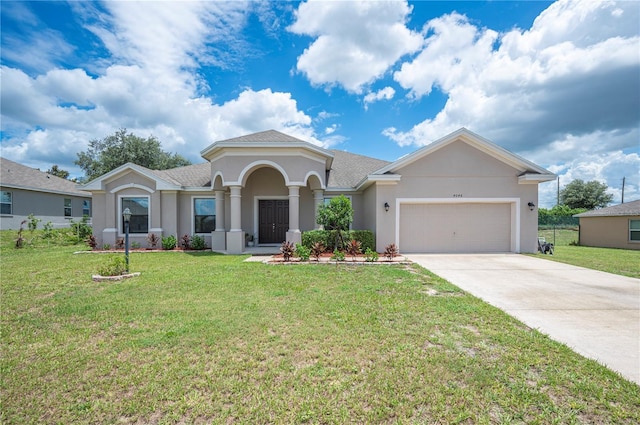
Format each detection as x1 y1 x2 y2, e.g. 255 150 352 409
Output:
313 189 324 230
288 185 300 233
229 186 242 232
214 190 226 231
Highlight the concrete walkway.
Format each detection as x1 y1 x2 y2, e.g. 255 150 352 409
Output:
407 254 640 385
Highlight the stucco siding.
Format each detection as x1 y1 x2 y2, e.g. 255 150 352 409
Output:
579 216 640 250
0 187 90 230
210 151 326 186
378 141 540 253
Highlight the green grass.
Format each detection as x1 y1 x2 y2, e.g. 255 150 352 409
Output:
1 238 638 423
536 228 640 278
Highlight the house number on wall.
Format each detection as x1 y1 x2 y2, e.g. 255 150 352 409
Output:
453 194 463 198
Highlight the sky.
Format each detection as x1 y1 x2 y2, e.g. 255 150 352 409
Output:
1 0 638 208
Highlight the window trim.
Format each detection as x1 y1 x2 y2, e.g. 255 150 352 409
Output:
118 195 150 235
192 196 216 234
82 200 91 217
630 219 640 242
1 191 12 215
64 198 72 217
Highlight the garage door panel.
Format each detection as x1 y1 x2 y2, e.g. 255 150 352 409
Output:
400 203 511 253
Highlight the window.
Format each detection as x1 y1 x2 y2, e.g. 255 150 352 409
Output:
82 200 91 217
630 220 640 242
121 197 149 234
64 198 72 217
194 198 215 233
1 191 12 215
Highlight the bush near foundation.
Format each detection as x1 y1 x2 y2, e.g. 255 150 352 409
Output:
301 230 374 252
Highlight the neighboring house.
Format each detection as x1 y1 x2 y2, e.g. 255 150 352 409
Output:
574 200 640 250
0 157 92 230
79 128 555 254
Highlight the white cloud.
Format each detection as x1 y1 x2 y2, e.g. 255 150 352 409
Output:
363 86 396 109
0 2 329 176
289 0 423 93
383 0 639 206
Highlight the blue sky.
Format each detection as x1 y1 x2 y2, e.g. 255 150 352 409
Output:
1 0 638 207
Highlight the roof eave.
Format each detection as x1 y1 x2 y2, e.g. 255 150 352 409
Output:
78 163 182 191
356 174 402 191
518 173 557 184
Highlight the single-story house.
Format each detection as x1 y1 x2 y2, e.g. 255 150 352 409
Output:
574 200 640 250
0 157 92 230
79 128 556 254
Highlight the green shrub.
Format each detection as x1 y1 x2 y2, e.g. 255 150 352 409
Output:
295 243 311 261
131 241 141 249
191 235 206 250
27 214 41 232
364 247 378 262
349 230 374 252
302 230 333 250
42 221 54 239
70 215 92 241
97 256 126 276
162 235 177 250
102 243 111 250
331 249 345 262
302 229 374 252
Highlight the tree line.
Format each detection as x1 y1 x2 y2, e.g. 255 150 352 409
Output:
47 129 191 183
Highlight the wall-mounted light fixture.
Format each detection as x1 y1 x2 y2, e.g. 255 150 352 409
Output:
528 202 535 211
384 202 390 212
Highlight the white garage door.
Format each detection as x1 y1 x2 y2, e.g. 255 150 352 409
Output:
399 203 512 253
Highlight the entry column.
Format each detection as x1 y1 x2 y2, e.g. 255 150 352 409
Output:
227 186 244 253
286 185 302 245
211 189 226 251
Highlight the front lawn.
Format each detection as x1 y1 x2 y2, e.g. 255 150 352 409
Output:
537 228 640 278
2 240 639 423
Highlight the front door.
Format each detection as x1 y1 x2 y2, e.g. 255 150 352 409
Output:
259 200 289 244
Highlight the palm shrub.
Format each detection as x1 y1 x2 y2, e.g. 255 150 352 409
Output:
310 242 325 261
384 243 399 261
147 233 159 249
346 239 362 261
280 241 295 262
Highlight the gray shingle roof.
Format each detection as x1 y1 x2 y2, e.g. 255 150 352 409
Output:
216 129 308 144
0 157 90 197
327 150 390 188
152 162 212 187
574 200 640 217
144 150 386 189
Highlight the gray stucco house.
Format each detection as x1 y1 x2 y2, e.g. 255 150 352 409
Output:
574 200 640 250
79 128 556 254
0 157 92 230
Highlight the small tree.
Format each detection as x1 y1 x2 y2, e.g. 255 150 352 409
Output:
560 179 613 210
316 195 353 250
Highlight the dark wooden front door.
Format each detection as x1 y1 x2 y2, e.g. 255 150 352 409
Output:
259 200 289 244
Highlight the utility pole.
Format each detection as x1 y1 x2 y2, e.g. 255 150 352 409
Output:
621 177 625 204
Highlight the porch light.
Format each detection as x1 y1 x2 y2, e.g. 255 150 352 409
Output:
528 202 535 211
384 202 390 212
123 208 131 272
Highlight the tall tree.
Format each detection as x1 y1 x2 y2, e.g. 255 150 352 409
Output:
75 129 191 181
46 165 70 179
316 195 354 250
560 179 613 210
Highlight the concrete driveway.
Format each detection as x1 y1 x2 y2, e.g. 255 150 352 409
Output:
407 254 640 385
